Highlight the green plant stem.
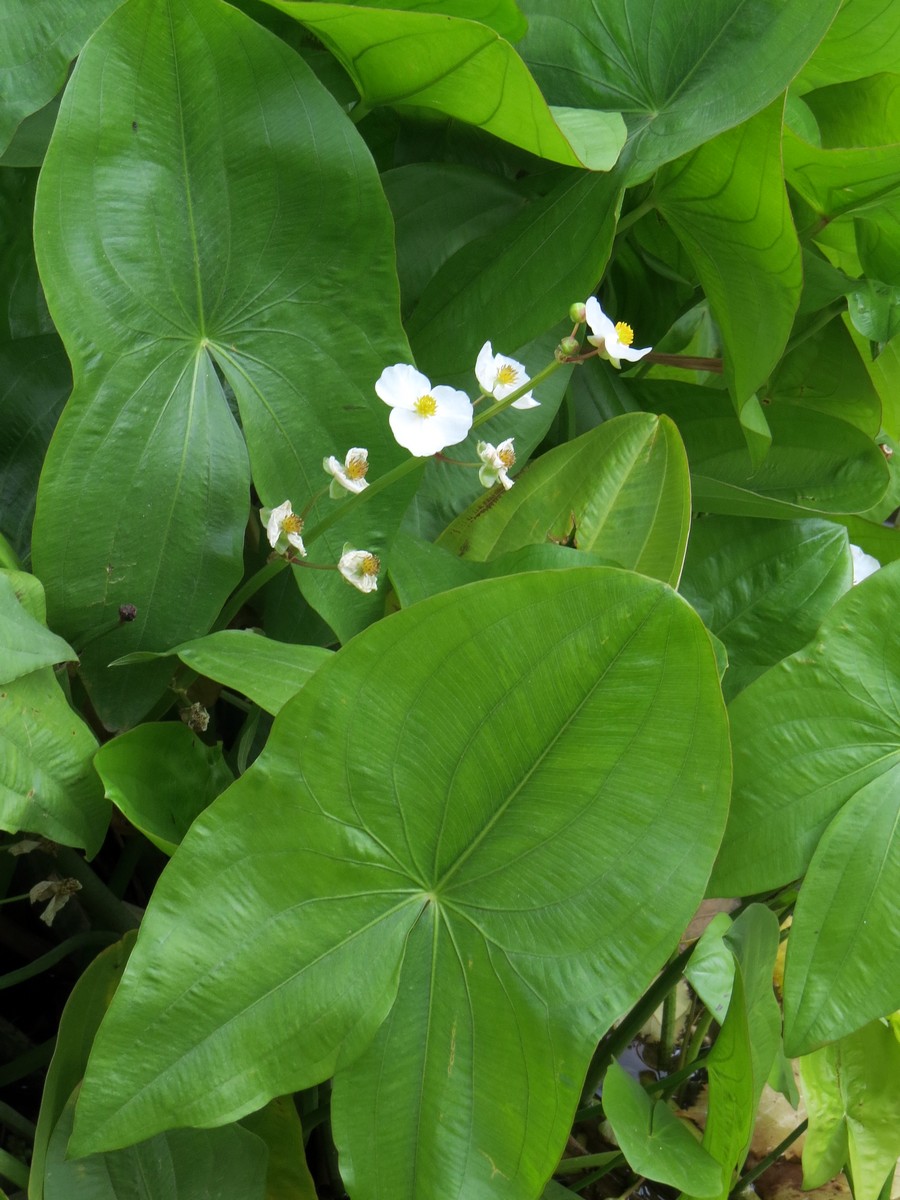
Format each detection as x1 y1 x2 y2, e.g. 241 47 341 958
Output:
581 945 693 1102
0 931 116 990
658 986 677 1071
0 1145 29 1190
682 1009 715 1070
555 1151 622 1175
0 1100 36 1139
214 557 288 631
0 1038 54 1087
729 1120 808 1195
56 847 140 934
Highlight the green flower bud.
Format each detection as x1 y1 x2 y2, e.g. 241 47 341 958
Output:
559 336 580 357
568 301 587 324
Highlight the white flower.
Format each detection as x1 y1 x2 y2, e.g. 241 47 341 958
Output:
477 438 516 490
30 877 81 927
375 364 473 456
261 500 307 557
324 447 370 497
338 546 381 593
475 342 538 409
850 544 880 584
584 297 652 368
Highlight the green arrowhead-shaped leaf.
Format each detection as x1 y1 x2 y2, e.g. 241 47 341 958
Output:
848 279 900 343
656 103 802 454
679 516 851 701
0 571 76 684
0 0 120 154
638 381 889 519
799 1021 900 1200
240 1096 316 1200
32 0 412 727
438 412 691 586
72 569 730 1200
711 560 900 897
517 0 840 183
783 772 900 1055
262 1 625 170
46 1088 268 1200
94 723 233 855
602 1061 723 1195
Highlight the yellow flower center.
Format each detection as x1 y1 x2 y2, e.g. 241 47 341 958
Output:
498 446 516 467
496 364 519 385
361 554 380 577
614 321 634 347
414 393 438 417
346 453 369 480
282 514 304 535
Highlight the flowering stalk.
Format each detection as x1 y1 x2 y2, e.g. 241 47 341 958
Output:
472 359 563 429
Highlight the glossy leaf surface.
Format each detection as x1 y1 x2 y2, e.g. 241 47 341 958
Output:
439 413 691 586
0 570 76 684
517 0 840 182
73 569 730 1200
712 561 900 896
32 0 411 727
263 1 625 169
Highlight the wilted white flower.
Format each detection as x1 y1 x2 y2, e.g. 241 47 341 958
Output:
324 447 370 497
338 547 381 593
30 877 81 926
375 364 473 456
584 297 652 368
477 438 516 490
850 543 880 584
475 342 538 409
261 500 307 557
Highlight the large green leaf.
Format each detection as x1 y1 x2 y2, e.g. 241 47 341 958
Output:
679 516 851 701
28 933 136 1200
32 0 413 728
783 772 900 1055
94 723 233 855
438 412 691 586
45 1088 268 1200
118 630 332 716
0 662 108 855
655 103 802 454
0 0 121 154
602 1061 723 1195
799 1020 900 1200
262 1 625 170
240 1096 316 1200
795 0 900 93
784 127 900 225
517 0 840 183
711 560 900 897
637 381 889 518
72 569 730 1200
0 570 76 684
407 169 623 380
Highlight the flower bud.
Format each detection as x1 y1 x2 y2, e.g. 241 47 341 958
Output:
569 302 587 324
558 336 580 357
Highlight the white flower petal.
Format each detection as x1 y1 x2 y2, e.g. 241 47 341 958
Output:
375 363 432 409
475 341 496 394
388 385 473 455
338 548 380 593
850 543 880 585
266 500 293 549
584 296 651 367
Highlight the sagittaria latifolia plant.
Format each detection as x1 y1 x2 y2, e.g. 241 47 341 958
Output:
2 0 900 1198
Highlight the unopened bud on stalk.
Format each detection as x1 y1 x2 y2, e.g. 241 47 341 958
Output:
569 302 586 324
558 336 580 357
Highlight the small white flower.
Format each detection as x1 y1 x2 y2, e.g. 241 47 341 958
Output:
850 544 880 585
261 500 307 557
584 296 652 368
30 877 81 927
477 438 516 490
324 447 370 497
338 546 381 593
475 342 538 409
375 364 473 456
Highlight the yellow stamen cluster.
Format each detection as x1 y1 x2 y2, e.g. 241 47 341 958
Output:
496 364 519 385
361 553 380 577
498 445 516 467
614 321 634 347
414 394 438 417
345 452 369 480
282 513 304 535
